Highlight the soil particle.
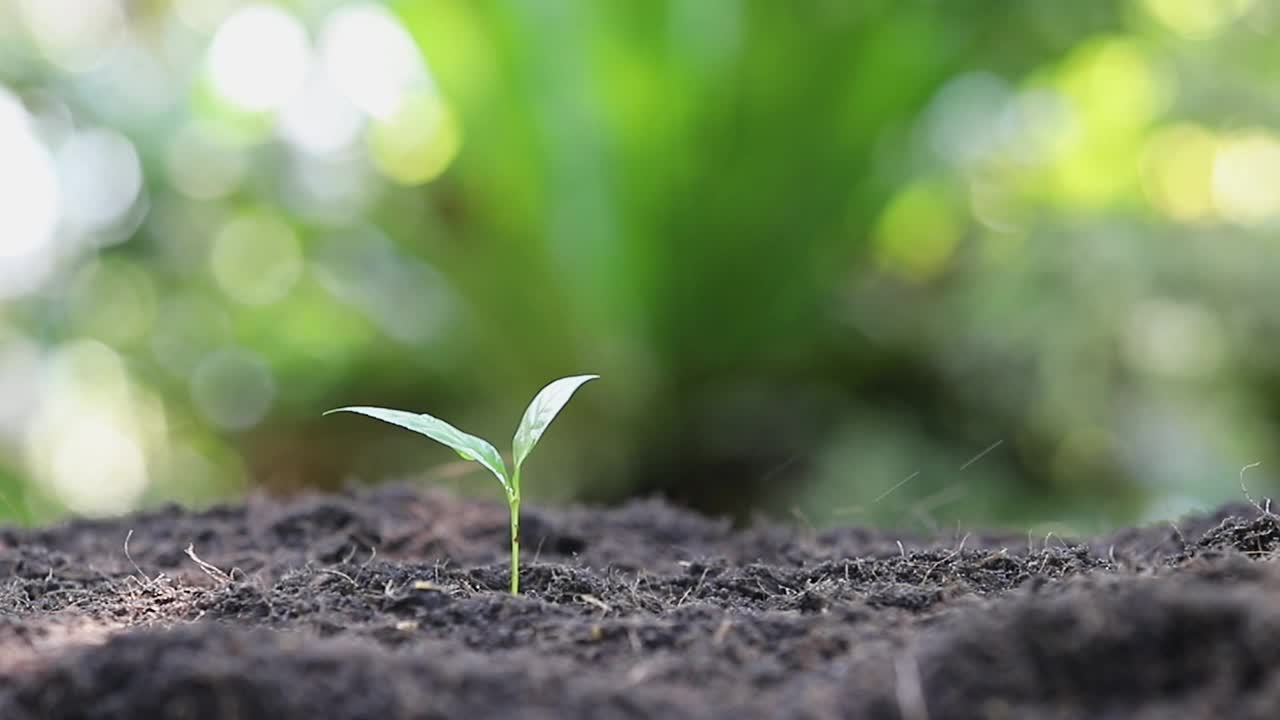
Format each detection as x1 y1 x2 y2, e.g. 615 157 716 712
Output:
0 483 1276 719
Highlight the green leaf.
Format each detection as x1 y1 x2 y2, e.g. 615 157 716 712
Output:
512 374 598 473
324 406 510 490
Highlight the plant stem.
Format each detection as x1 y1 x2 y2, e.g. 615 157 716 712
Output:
509 469 521 595
510 496 520 594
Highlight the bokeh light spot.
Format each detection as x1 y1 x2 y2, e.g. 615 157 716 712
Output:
66 260 157 347
190 347 276 431
0 334 42 440
1141 0 1256 40
166 124 247 200
320 4 427 119
277 69 364 155
368 93 461 186
0 90 59 259
1211 129 1280 226
149 295 234 377
874 182 962 281
1056 37 1165 134
1046 36 1168 207
16 0 125 72
1124 299 1225 378
25 341 154 516
1141 124 1218 222
207 5 310 112
0 88 60 298
210 212 304 305
926 72 1011 168
55 128 143 233
84 42 177 120
280 151 376 223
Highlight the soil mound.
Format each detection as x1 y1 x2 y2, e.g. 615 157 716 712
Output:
0 484 1276 719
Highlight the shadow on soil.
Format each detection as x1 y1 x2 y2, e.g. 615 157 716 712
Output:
1 484 1278 719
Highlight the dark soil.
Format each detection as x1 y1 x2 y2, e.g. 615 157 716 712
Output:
1 483 1278 719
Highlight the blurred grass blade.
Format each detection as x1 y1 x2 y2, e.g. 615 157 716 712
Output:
513 375 599 473
325 406 510 490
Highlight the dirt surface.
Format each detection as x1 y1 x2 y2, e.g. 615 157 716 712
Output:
1 484 1279 719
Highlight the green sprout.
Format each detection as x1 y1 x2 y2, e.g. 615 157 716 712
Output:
325 374 598 594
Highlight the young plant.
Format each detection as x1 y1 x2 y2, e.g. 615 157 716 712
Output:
325 374 598 594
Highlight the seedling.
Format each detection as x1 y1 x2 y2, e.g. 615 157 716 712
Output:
325 374 598 594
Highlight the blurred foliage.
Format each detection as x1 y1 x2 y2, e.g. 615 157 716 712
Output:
1 0 1279 532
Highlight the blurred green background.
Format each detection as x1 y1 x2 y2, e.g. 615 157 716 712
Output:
1 0 1278 533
